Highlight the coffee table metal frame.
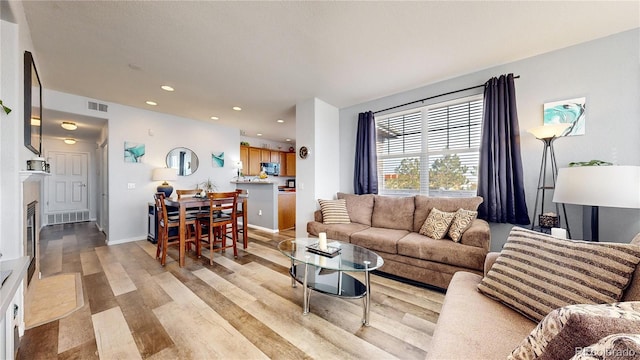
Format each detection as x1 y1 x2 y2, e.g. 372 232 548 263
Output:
277 238 384 326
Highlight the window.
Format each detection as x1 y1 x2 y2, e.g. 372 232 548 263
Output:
376 95 482 197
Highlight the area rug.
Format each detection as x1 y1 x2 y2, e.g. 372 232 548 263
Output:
25 272 84 329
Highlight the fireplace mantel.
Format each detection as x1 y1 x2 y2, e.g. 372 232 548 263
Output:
19 171 49 183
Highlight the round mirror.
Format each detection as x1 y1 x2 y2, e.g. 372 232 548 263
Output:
166 147 199 176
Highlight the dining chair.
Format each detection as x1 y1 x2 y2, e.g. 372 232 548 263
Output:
154 192 197 266
196 191 238 265
176 188 206 248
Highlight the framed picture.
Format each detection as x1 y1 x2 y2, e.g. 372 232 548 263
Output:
124 141 145 163
212 152 224 167
543 97 586 136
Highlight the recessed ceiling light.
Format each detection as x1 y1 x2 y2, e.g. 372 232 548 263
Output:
285 138 291 142
64 138 76 145
161 85 174 92
210 116 219 120
61 121 77 131
146 101 157 106
233 106 242 111
276 119 284 123
257 133 263 136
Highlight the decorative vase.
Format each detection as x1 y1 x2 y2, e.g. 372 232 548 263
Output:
157 182 173 198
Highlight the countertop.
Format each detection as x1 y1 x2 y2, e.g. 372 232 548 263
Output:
231 180 276 184
0 256 29 318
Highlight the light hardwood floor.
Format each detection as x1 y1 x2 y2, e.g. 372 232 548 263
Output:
18 222 444 359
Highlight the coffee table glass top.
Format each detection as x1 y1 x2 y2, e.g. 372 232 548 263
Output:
277 238 384 272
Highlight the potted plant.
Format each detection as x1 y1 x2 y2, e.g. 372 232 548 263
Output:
199 178 217 195
0 100 11 115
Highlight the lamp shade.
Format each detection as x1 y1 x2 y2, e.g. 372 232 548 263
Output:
553 166 640 209
528 123 570 139
152 167 177 182
234 160 243 169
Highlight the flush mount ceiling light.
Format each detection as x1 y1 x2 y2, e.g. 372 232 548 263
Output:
146 100 157 106
64 138 76 145
161 85 174 92
257 133 263 136
31 117 41 126
285 138 291 142
232 106 242 111
61 121 77 131
276 119 284 123
210 116 219 120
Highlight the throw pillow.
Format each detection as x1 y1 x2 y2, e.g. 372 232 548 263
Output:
419 208 456 240
448 208 478 242
509 302 640 360
571 333 640 360
477 227 640 322
318 199 351 224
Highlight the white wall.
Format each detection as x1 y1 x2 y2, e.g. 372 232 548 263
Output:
340 29 640 249
43 89 241 244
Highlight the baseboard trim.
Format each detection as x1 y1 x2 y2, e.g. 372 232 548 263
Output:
247 224 279 233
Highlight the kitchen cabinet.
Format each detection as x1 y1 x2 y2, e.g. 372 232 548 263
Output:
280 152 287 175
278 192 296 230
240 146 249 175
270 151 281 163
285 152 296 176
248 147 262 175
260 149 271 162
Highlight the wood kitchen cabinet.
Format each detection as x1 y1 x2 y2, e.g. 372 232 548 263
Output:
285 152 296 176
240 146 249 175
260 149 271 162
248 147 262 175
278 192 296 230
270 151 281 163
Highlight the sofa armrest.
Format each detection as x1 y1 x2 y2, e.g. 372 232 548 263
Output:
460 219 491 251
484 252 500 276
314 210 323 223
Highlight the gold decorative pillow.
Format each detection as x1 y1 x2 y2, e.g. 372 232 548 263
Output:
419 208 456 239
478 227 640 322
318 199 351 224
448 208 478 242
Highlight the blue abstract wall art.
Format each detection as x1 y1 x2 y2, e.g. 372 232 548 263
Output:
212 152 224 167
124 141 145 163
543 97 586 136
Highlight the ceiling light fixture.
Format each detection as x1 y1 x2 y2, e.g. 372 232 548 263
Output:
146 101 157 106
61 121 77 131
31 118 41 126
64 138 76 145
277 119 284 123
233 106 242 111
257 133 263 136
161 85 174 92
285 138 291 142
210 116 219 120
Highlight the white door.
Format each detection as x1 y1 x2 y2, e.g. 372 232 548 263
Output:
100 142 109 236
48 151 89 212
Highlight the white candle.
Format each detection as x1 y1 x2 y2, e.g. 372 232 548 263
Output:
551 227 567 239
318 232 327 250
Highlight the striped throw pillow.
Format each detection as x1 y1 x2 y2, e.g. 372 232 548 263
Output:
478 227 640 322
318 199 351 224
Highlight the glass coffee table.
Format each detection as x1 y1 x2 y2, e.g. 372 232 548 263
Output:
277 238 384 326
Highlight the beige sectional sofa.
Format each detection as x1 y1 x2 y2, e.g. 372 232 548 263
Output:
306 192 490 289
427 229 640 359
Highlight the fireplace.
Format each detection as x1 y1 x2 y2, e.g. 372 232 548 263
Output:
26 201 37 285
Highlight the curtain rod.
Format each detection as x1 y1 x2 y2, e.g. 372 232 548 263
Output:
373 75 520 114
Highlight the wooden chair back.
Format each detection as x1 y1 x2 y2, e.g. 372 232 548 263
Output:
154 192 168 227
176 189 200 199
206 191 238 221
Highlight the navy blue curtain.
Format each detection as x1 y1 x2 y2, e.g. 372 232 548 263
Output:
354 111 378 194
477 74 530 225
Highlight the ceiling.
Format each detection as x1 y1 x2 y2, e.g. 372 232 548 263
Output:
21 1 639 143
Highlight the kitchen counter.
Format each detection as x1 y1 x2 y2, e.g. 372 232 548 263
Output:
0 256 29 319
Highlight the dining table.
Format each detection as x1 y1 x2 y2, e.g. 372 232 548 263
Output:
164 193 248 267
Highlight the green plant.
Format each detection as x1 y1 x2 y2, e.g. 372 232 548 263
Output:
199 178 217 192
569 160 613 167
0 100 11 115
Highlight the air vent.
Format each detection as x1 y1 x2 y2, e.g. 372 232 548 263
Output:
88 101 108 112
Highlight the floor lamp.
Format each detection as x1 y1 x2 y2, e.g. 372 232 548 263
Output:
528 124 571 237
553 165 640 242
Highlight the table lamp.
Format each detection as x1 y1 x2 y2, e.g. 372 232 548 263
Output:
234 160 243 179
528 123 571 236
553 165 640 241
152 167 177 197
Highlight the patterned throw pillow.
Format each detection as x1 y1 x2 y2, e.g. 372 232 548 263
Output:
419 208 456 240
509 302 640 360
478 227 640 322
571 333 640 360
318 199 351 224
448 208 478 242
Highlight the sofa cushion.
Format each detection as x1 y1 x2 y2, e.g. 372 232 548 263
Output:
572 333 640 360
306 221 369 243
426 271 536 360
459 219 491 250
419 208 456 239
509 302 640 360
413 195 483 232
337 192 374 226
397 232 486 271
350 227 409 254
448 209 478 242
318 199 350 224
371 196 414 231
478 227 640 322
